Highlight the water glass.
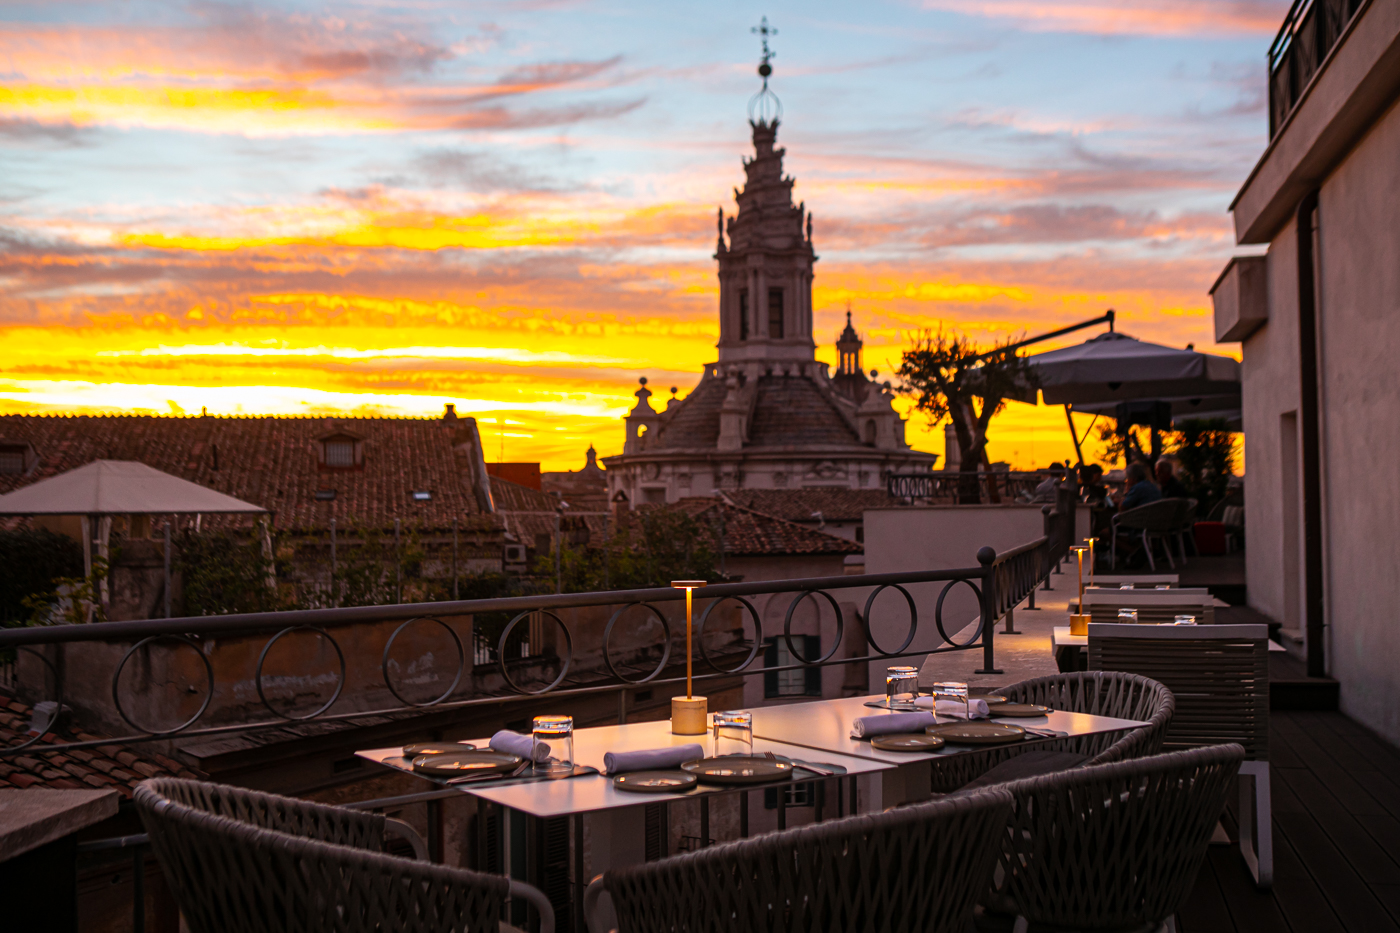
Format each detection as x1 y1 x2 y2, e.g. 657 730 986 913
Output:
885 666 920 708
712 710 754 758
931 681 969 719
1174 614 1198 625
1118 609 1139 623
532 715 574 774
1120 583 1135 590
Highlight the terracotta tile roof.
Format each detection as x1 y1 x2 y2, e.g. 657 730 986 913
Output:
666 498 863 556
724 487 900 523
0 689 203 795
0 414 499 533
489 477 561 513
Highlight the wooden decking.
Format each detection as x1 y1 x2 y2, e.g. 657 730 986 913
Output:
1180 710 1400 932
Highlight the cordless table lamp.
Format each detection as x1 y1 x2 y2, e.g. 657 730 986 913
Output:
670 580 708 734
1070 545 1091 636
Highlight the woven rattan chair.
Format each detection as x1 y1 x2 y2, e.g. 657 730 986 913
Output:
978 744 1244 933
1089 622 1271 890
1111 499 1186 570
1081 589 1216 626
928 671 1174 794
583 788 1013 933
135 778 553 933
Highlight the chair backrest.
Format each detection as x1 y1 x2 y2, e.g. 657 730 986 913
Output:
1092 574 1179 587
1082 589 1216 625
1087 623 1269 760
596 788 1014 933
999 670 1175 766
135 780 518 933
986 744 1244 928
1114 498 1182 531
145 776 387 850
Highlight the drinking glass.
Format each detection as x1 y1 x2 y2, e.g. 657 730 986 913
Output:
1118 609 1139 623
532 715 574 774
1174 614 1197 625
885 666 920 708
712 710 754 758
1155 585 1171 590
1120 583 1135 590
931 681 969 719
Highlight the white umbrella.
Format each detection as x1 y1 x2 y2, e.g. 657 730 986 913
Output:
0 460 267 515
1022 332 1240 405
0 460 266 620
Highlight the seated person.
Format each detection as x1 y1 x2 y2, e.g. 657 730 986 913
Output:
1078 464 1108 506
1114 461 1162 512
1155 458 1190 499
1028 464 1066 502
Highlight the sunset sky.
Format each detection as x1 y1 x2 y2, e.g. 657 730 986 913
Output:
0 0 1278 471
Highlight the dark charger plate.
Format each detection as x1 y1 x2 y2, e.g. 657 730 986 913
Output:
680 756 794 785
403 742 478 757
613 771 699 794
411 750 522 778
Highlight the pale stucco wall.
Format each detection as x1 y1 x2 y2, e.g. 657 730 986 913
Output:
1236 94 1400 745
1315 95 1400 742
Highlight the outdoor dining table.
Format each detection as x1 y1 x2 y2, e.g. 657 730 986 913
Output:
357 694 1149 933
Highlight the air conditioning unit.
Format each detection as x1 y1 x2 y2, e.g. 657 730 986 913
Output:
504 543 527 565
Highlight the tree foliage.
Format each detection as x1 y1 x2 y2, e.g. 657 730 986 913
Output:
541 507 722 594
0 528 84 626
1167 418 1238 514
897 326 1038 486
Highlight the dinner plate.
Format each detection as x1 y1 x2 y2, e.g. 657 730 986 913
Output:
977 695 1009 706
869 733 947 752
926 722 1027 745
613 771 699 794
988 704 1052 718
680 756 794 785
402 742 477 757
411 750 522 778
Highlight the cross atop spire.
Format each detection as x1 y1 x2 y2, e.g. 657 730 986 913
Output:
747 17 782 125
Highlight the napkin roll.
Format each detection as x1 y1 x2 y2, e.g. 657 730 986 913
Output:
850 710 937 739
490 730 549 762
913 696 991 720
603 743 704 776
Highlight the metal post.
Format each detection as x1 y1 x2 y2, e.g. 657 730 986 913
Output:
162 522 172 619
329 519 338 608
572 813 584 933
394 519 402 604
740 792 748 837
618 688 628 725
427 797 442 863
132 845 145 933
452 518 459 601
975 546 1002 674
700 797 710 848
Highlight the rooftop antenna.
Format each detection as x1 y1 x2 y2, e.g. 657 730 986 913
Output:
748 17 782 124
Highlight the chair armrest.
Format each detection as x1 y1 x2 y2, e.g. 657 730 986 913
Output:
583 875 610 933
383 818 428 861
511 880 556 933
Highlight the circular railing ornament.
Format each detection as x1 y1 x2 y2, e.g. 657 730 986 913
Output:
112 635 215 736
602 602 671 684
934 579 985 648
696 595 764 674
1 648 66 752
381 616 465 707
497 610 573 696
782 590 844 664
256 626 346 721
861 584 919 656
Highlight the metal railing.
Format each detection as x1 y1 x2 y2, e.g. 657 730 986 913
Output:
1268 0 1366 137
0 532 1070 759
887 471 1053 504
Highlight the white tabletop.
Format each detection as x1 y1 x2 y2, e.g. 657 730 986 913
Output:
748 695 1148 765
357 718 891 820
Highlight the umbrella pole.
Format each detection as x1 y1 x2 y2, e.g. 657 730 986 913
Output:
1064 405 1086 468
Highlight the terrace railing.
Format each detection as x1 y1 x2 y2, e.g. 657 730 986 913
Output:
0 532 1069 761
1268 0 1367 137
887 470 1051 504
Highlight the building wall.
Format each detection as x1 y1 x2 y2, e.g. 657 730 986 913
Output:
1242 216 1302 633
1316 95 1400 742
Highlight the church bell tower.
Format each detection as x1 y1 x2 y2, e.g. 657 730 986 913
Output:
714 20 817 364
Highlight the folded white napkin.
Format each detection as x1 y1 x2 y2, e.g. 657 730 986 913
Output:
914 696 990 720
489 730 549 761
850 711 936 739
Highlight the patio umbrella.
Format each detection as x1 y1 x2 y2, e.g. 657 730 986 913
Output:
1022 332 1240 406
1071 393 1243 431
0 460 267 618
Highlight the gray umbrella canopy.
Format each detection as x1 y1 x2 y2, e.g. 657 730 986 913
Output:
0 460 266 515
1071 394 1242 430
1019 332 1240 405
